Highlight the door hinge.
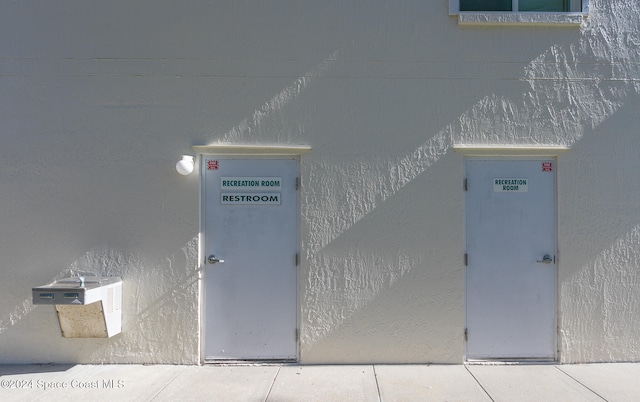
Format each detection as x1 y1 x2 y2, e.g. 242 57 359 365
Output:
295 253 299 266
464 253 468 266
296 177 300 190
464 178 468 191
295 328 299 342
464 328 468 342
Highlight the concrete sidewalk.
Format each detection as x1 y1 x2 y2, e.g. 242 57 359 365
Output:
1 362 639 401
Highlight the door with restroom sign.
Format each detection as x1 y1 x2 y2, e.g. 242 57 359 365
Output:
465 158 557 360
202 157 298 360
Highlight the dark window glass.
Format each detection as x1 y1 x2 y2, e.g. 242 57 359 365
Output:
459 0 568 12
519 0 567 11
460 0 511 11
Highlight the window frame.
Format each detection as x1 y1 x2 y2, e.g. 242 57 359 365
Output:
449 0 588 15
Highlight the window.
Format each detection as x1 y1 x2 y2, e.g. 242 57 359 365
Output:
450 0 588 14
461 0 566 12
450 0 588 25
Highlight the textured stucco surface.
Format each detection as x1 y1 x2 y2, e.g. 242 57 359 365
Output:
0 0 639 364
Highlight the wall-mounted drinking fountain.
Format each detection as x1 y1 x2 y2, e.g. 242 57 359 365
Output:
32 275 122 338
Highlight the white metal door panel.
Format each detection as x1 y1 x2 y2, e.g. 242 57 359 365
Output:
466 158 557 360
203 158 298 360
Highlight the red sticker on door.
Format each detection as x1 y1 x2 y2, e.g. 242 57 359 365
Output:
207 160 219 170
542 162 553 172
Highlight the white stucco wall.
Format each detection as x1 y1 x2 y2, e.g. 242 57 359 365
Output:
0 0 638 364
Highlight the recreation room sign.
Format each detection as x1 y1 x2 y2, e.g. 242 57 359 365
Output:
220 177 282 205
493 178 528 193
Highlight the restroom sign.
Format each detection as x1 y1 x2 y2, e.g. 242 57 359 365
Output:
493 178 528 192
221 177 282 191
221 193 281 205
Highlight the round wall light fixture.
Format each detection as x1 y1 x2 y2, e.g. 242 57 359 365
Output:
176 155 195 175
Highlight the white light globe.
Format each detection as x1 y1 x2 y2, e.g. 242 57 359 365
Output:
176 155 195 175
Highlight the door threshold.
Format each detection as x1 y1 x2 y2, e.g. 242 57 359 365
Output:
465 358 557 365
204 359 298 366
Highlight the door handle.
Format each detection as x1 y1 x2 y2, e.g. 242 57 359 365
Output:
208 255 224 264
536 254 553 264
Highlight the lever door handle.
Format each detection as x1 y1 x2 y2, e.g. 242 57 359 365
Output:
208 255 224 264
536 254 553 264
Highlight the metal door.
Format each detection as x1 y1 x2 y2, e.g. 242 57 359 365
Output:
202 157 298 360
465 158 557 360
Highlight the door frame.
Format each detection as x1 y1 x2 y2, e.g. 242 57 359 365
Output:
463 154 561 362
195 145 310 363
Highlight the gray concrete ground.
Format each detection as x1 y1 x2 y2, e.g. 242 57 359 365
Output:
1 362 639 401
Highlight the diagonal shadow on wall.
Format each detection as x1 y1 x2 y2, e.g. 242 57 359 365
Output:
301 1 640 361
